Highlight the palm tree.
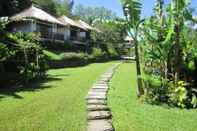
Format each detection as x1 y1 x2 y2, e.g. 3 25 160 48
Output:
122 0 144 96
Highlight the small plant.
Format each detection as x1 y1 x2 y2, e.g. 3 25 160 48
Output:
168 81 188 108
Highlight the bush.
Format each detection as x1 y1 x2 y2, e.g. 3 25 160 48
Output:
143 74 168 104
43 50 62 61
0 32 47 85
106 43 119 59
92 47 106 61
60 52 87 61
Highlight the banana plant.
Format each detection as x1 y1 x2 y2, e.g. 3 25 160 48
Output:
170 0 190 82
122 0 144 96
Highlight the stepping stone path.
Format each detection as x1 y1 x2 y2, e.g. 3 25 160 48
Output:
86 63 120 131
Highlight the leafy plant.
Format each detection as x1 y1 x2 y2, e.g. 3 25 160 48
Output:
122 0 144 96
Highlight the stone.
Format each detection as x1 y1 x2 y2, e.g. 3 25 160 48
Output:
87 99 107 105
87 120 114 131
92 86 108 89
88 92 106 96
98 79 109 83
88 111 112 120
96 81 107 84
90 88 108 92
94 84 108 87
85 64 120 131
86 95 107 100
87 105 109 111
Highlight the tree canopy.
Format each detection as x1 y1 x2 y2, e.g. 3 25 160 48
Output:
32 0 74 17
0 0 31 16
73 4 117 24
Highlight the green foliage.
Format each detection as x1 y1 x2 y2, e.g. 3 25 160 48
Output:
0 0 31 16
74 4 117 23
168 81 188 108
91 47 105 59
32 0 73 17
0 44 11 62
109 63 197 131
0 32 47 85
60 52 87 62
43 50 62 61
91 20 125 58
122 0 144 96
137 0 197 109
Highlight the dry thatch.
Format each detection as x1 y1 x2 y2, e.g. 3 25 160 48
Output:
10 5 65 25
77 20 102 33
58 16 87 30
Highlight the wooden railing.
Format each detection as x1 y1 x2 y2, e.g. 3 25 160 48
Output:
39 31 89 44
70 36 87 42
40 32 64 41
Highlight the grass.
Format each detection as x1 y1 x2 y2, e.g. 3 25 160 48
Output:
0 62 116 131
108 62 197 131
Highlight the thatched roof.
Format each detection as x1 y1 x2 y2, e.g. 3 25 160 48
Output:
10 6 65 25
77 20 94 30
58 16 87 30
77 20 102 33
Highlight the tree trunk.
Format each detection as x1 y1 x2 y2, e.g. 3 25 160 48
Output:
134 39 144 97
174 24 181 82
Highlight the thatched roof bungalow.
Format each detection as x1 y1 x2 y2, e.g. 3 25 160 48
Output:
8 5 68 43
59 16 101 45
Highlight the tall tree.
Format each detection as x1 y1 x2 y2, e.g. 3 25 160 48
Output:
55 0 74 17
33 0 58 16
122 0 144 96
0 0 31 16
170 0 190 82
73 4 117 24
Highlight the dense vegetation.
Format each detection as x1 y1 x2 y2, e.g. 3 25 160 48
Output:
109 62 197 131
0 0 74 17
0 19 46 86
122 0 197 108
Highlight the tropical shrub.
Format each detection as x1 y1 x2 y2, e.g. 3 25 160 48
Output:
91 47 106 61
0 32 47 85
60 52 88 62
123 0 197 108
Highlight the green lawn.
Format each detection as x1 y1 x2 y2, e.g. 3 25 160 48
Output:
108 62 197 131
0 62 116 131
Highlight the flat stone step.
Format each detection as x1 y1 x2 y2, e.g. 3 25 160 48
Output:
98 79 109 83
101 74 112 77
87 105 109 111
92 86 108 89
86 95 107 100
86 64 119 131
94 84 108 87
88 120 114 131
88 92 106 96
88 111 112 120
87 93 106 98
95 82 107 85
90 88 108 92
87 99 107 105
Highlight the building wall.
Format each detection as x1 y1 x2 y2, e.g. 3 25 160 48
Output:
11 21 33 33
64 28 70 40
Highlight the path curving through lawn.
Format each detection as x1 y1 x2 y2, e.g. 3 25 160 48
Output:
0 62 117 131
86 63 120 131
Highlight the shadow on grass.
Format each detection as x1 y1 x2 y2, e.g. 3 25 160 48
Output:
0 76 63 100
